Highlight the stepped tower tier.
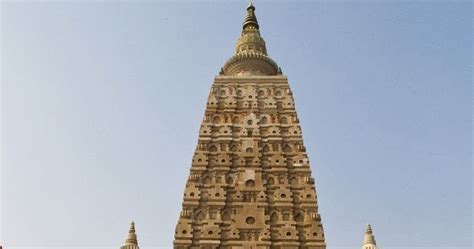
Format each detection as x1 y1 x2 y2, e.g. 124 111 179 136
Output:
174 4 326 249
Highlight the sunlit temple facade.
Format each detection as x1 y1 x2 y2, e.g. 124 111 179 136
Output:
119 4 379 249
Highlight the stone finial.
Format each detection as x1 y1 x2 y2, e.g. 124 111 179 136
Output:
243 1 259 30
362 224 377 249
220 3 280 76
121 221 139 249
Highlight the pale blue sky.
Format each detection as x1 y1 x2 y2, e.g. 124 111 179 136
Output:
1 1 472 249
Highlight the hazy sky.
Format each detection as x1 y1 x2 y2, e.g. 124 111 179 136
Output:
1 1 472 249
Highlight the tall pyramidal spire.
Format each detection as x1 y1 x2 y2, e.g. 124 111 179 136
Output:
174 3 326 249
121 222 139 249
362 224 377 249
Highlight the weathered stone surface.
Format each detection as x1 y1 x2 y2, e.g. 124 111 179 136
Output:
174 4 326 249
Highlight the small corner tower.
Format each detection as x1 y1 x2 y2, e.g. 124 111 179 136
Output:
121 221 140 249
362 224 377 249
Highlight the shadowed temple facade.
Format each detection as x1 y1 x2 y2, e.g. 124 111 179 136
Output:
119 3 380 249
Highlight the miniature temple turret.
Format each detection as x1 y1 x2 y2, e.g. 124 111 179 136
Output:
174 3 326 249
362 224 377 249
121 222 140 249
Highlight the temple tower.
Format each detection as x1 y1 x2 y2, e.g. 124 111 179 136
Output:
173 3 326 249
121 222 140 249
362 224 377 249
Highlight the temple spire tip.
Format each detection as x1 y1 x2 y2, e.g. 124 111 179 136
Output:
363 223 377 248
243 1 259 30
121 221 139 249
248 1 254 9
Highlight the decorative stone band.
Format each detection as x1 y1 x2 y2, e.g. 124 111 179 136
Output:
221 51 280 76
120 245 139 249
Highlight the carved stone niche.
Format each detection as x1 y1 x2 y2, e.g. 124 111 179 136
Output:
183 183 201 202
235 155 246 166
293 211 305 223
200 124 212 137
242 139 258 157
259 114 271 125
243 100 258 109
222 87 235 97
226 174 235 185
288 175 299 186
265 175 276 186
264 96 277 109
288 126 301 136
261 144 271 154
269 211 279 224
260 228 271 241
212 114 224 125
243 113 259 128
216 153 231 166
282 144 293 153
239 169 264 189
291 155 310 167
221 209 233 221
175 219 193 239
219 125 233 136
208 187 226 202
224 96 237 108
229 143 241 153
207 94 218 108
238 127 249 137
242 86 258 101
267 126 281 136
268 154 286 167
256 190 267 203
234 205 266 229
273 188 293 203
279 115 290 124
299 188 316 203
232 190 243 201
192 152 208 166
242 158 259 169
208 143 220 153
273 88 283 98
200 224 221 239
278 224 299 241
201 173 214 185
302 223 324 241
278 174 289 184
282 95 294 108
